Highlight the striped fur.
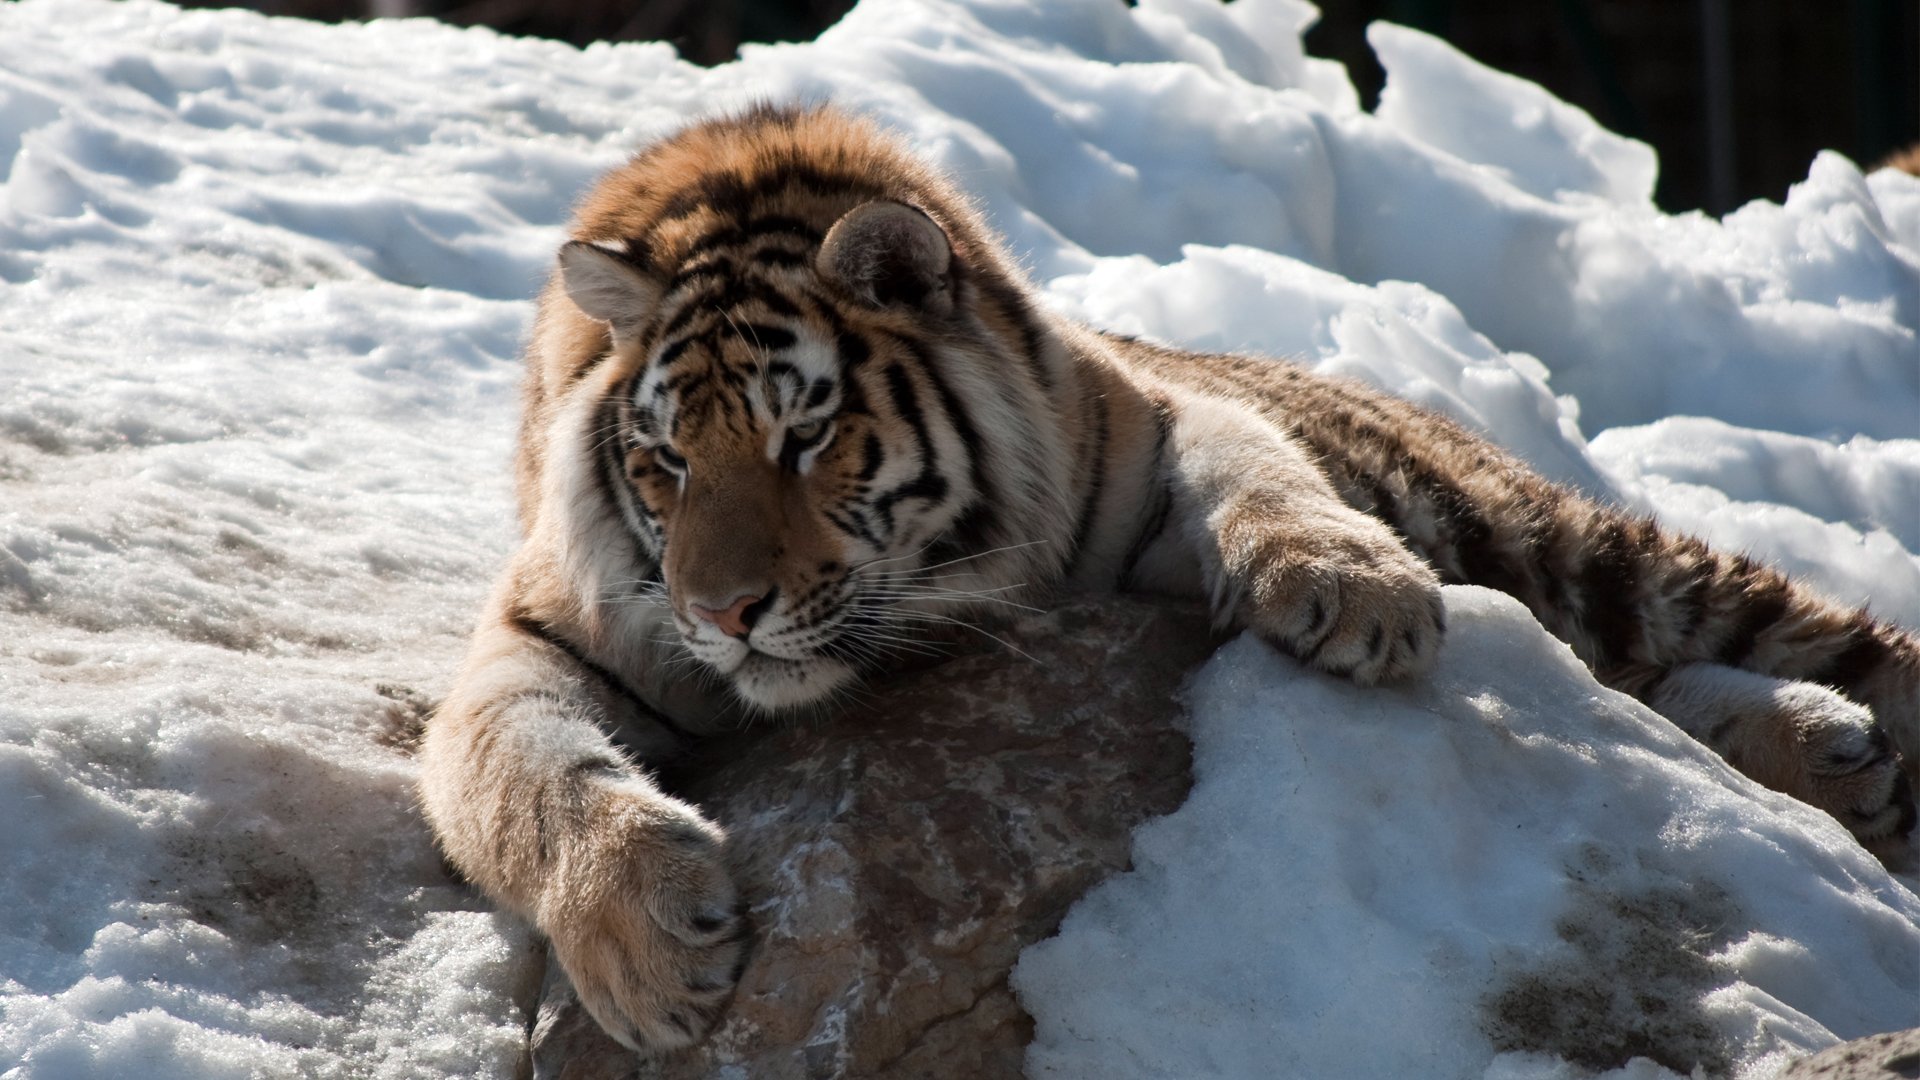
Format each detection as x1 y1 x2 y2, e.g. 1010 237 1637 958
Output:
419 105 1918 1052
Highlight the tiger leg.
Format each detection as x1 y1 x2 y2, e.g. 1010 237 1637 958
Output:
1444 488 1918 846
1647 662 1914 848
1159 394 1446 684
418 596 746 1054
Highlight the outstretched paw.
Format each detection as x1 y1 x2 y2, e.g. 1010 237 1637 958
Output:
544 789 748 1054
1240 538 1445 685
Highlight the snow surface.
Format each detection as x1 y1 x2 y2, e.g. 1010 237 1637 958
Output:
0 0 1914 1077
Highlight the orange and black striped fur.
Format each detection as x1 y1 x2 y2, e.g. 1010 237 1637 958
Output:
419 105 1918 1053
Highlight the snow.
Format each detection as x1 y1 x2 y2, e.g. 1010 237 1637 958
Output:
0 0 1914 1077
1014 588 1920 1080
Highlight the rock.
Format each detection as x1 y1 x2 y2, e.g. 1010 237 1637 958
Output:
1779 1028 1920 1080
530 596 1219 1078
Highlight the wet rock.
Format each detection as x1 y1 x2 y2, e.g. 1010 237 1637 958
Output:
530 596 1217 1079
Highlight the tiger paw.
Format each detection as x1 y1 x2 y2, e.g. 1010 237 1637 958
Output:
542 787 748 1054
1652 665 1915 847
1240 536 1446 686
1751 682 1911 844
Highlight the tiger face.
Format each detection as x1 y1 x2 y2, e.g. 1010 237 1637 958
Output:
561 201 988 709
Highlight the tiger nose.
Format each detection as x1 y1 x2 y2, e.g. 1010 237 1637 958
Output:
690 590 774 639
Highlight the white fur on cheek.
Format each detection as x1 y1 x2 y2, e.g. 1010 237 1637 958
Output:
532 361 651 619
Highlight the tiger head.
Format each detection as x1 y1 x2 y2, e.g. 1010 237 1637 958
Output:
553 180 1056 711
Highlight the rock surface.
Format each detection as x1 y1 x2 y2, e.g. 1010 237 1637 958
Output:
529 596 1218 1079
1780 1028 1920 1080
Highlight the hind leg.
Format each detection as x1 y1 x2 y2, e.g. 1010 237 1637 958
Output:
1648 663 1913 852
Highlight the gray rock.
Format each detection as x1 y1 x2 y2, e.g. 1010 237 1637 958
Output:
530 596 1217 1079
1780 1029 1920 1079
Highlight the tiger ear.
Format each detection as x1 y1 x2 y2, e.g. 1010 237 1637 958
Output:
817 201 955 317
558 240 660 336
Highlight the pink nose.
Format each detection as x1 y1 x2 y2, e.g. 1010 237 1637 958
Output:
690 593 764 639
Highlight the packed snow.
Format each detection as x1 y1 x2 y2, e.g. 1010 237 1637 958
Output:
0 0 1914 1077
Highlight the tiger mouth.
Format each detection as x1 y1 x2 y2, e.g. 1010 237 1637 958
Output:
678 590 947 708
726 646 858 710
726 647 813 674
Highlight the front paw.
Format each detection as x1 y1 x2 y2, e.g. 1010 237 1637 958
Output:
543 788 748 1054
1241 538 1445 685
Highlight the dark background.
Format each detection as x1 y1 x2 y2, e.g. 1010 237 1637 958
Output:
190 0 1917 215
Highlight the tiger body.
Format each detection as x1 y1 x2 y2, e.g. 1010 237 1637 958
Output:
418 105 1919 1054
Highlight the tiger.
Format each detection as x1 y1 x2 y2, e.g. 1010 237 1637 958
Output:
416 104 1919 1055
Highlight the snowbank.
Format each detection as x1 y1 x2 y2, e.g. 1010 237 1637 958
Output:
1014 587 1920 1080
1 0 1914 1076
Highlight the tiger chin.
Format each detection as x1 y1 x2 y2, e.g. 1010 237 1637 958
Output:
418 104 1918 1055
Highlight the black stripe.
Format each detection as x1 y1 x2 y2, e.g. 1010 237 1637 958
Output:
1666 541 1718 646
1577 516 1644 668
1516 487 1567 616
658 277 803 340
836 330 870 371
659 296 710 340
824 505 886 550
901 335 999 553
663 260 726 296
827 323 873 417
562 357 609 389
617 233 655 273
1715 563 1792 666
1352 469 1400 526
754 247 809 270
912 344 987 482
656 163 883 226
663 244 815 301
924 503 996 571
976 274 1053 395
871 364 950 532
881 363 927 445
505 609 697 743
678 215 822 261
1815 614 1890 692
1065 389 1110 570
732 323 796 352
603 394 672 558
594 397 629 521
856 432 885 482
798 287 848 339
1118 408 1176 585
1366 623 1388 666
661 367 714 399
1423 478 1507 590
838 372 870 419
656 335 697 369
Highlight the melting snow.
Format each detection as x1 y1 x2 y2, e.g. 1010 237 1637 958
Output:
1 0 1914 1076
